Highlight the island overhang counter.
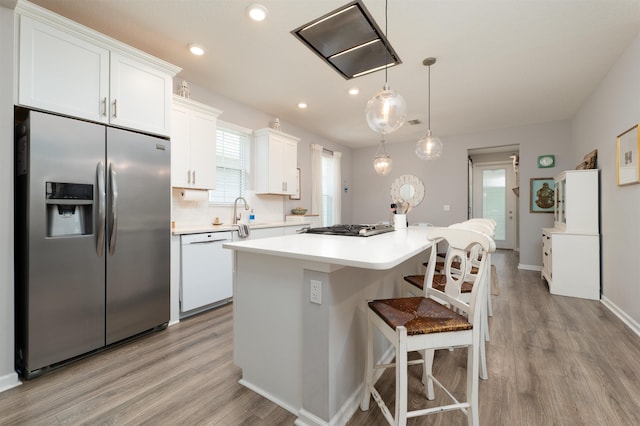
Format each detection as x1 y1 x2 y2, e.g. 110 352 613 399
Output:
223 227 433 426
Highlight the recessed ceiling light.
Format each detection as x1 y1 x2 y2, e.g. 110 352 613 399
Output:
298 102 308 109
247 4 268 22
348 87 359 96
188 44 205 56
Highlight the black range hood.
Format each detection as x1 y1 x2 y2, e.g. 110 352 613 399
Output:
291 0 402 80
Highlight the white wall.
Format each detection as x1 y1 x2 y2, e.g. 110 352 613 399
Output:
351 120 571 267
0 4 19 391
572 32 640 326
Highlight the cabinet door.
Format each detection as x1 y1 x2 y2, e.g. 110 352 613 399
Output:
110 52 172 136
170 105 190 187
188 110 217 190
266 134 297 194
282 139 298 195
18 16 109 123
267 136 286 193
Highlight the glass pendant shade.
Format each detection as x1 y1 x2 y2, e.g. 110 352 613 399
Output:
415 57 443 160
373 154 393 176
373 136 393 175
366 84 407 134
415 129 443 160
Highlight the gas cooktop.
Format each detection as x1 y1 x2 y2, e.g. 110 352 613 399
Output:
301 224 394 237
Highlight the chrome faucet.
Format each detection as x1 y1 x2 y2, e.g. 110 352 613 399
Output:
233 197 250 224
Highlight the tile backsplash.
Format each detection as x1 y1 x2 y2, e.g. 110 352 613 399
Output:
171 188 286 226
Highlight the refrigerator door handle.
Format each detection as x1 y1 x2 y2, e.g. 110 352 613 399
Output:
108 163 119 256
96 161 106 256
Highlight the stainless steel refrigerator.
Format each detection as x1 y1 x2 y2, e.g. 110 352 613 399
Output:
14 107 170 378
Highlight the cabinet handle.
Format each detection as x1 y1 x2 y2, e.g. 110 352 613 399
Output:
113 99 118 118
101 97 107 117
187 170 192 185
193 170 196 185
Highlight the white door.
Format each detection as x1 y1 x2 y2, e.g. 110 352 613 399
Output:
472 162 518 249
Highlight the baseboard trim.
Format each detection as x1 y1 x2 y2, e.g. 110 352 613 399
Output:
518 264 542 271
0 371 21 393
294 346 395 426
601 296 640 338
238 378 299 416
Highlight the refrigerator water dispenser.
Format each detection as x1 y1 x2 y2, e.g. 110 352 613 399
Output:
45 182 93 237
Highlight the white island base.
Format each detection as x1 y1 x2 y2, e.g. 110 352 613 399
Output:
225 229 433 425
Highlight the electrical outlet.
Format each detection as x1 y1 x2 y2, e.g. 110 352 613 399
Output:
310 280 322 304
443 204 451 211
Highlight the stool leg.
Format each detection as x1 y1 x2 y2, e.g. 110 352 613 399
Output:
480 289 489 380
360 307 374 411
467 330 481 426
421 349 435 400
396 327 408 426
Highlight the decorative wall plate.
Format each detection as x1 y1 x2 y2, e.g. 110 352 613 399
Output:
537 155 555 168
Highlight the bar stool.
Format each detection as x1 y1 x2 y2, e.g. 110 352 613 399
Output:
401 224 493 380
360 227 495 426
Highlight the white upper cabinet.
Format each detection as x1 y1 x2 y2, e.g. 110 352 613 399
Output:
254 128 299 195
553 169 599 234
171 96 222 190
15 1 180 136
109 52 173 136
18 15 110 124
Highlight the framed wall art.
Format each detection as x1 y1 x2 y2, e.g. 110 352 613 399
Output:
616 124 640 186
530 178 555 213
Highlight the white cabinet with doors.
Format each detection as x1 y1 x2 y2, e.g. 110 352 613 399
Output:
254 128 299 195
16 2 180 136
542 169 600 300
171 96 222 189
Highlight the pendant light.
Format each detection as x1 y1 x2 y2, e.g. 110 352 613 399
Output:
415 57 443 160
373 134 393 176
365 0 406 134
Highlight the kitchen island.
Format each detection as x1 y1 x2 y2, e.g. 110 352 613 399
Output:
223 227 433 426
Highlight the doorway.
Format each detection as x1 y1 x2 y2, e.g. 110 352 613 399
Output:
468 147 519 250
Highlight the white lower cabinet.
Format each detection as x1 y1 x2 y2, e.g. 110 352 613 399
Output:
232 226 283 241
542 228 600 300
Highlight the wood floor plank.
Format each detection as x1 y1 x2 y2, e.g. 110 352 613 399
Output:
1 250 640 425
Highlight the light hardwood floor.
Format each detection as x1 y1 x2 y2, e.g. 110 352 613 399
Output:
2 250 640 425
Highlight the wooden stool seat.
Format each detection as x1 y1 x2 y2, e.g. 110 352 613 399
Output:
404 273 474 293
368 297 472 335
423 261 479 275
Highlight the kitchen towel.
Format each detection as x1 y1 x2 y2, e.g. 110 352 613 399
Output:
237 223 250 238
180 189 209 202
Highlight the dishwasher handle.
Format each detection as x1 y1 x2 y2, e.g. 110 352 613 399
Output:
187 238 230 244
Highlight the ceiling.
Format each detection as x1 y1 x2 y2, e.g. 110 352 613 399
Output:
17 0 640 149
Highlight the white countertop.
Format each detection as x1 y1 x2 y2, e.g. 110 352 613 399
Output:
172 221 309 235
223 227 434 270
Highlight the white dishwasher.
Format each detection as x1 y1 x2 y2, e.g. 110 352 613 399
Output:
180 231 233 316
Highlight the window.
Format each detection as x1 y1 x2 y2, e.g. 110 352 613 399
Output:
321 150 334 226
209 121 251 204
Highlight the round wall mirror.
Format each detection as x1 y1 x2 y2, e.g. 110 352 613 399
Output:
390 174 425 207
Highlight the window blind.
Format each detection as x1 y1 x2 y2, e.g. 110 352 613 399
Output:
209 122 251 204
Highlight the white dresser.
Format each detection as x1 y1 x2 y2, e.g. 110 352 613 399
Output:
541 169 600 300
